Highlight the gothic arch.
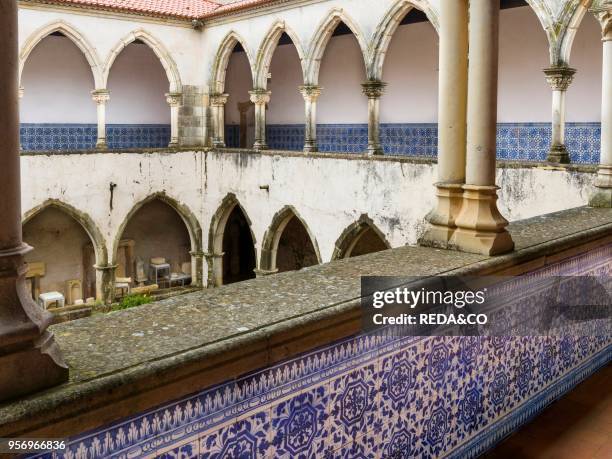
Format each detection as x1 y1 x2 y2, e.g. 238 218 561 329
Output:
210 31 256 94
208 193 257 256
103 29 182 92
111 192 201 265
368 0 440 80
303 8 369 85
331 215 391 260
260 205 321 272
23 199 108 266
254 21 307 89
558 0 596 65
19 20 103 88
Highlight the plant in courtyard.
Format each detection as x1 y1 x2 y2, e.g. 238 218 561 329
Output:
113 294 152 311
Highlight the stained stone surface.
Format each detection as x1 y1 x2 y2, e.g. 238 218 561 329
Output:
51 206 612 383
0 206 610 427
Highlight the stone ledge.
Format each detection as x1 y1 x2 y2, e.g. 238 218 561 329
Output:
0 206 610 438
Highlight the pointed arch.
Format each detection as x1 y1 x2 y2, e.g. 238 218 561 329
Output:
558 0 596 65
368 1 439 81
19 20 103 88
210 31 256 94
103 29 182 92
331 215 391 260
23 199 108 266
304 8 369 85
260 205 321 272
111 192 201 265
208 193 257 255
254 20 307 89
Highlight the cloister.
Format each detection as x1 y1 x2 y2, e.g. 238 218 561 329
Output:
0 0 611 458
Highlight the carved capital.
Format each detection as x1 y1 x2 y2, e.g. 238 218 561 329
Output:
592 6 612 40
91 89 110 104
361 80 387 99
298 85 322 102
249 89 271 105
210 93 229 107
165 92 182 107
543 66 576 91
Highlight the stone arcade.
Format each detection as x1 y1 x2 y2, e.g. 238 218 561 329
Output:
0 0 611 458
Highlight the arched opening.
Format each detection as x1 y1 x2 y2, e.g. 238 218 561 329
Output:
106 40 171 148
116 199 192 291
379 7 439 156
224 41 255 148
222 206 257 284
316 20 368 153
23 207 97 305
266 32 305 150
333 218 391 260
564 13 602 164
20 31 96 150
276 216 319 272
497 0 554 161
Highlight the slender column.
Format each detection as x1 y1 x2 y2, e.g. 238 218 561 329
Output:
361 80 386 155
590 9 612 207
210 93 229 148
92 89 110 149
0 1 68 402
94 263 117 304
166 92 182 147
249 89 271 150
452 0 513 256
299 85 322 152
419 0 469 248
190 250 204 287
204 252 224 287
543 66 576 163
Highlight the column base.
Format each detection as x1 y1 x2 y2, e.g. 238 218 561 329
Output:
95 140 108 150
418 183 464 249
95 264 117 304
451 185 514 256
547 145 570 164
367 145 384 156
254 268 278 278
303 142 318 153
212 139 226 148
0 245 69 402
589 166 612 207
168 140 180 148
253 142 268 151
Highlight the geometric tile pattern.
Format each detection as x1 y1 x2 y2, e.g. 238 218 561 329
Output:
257 122 602 163
19 124 170 151
25 244 612 459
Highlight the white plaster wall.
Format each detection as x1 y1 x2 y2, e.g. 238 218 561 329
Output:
20 36 97 123
268 42 305 124
18 6 202 87
21 151 594 287
225 50 253 125
566 14 602 122
107 43 170 124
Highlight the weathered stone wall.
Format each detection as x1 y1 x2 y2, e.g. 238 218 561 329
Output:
20 150 595 288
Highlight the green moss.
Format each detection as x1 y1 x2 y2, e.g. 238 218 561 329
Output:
112 294 152 311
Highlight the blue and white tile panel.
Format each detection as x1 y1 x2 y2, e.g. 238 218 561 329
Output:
247 122 600 163
20 124 171 151
25 244 612 459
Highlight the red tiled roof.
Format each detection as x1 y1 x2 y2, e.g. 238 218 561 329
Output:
33 0 222 19
205 0 277 17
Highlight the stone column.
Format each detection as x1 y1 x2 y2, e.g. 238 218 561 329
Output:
190 250 204 287
544 66 576 163
204 252 224 287
253 268 278 278
590 9 612 207
166 92 182 147
299 85 322 152
94 263 117 304
452 0 514 256
249 89 271 150
210 93 229 148
92 89 110 149
419 0 469 248
0 1 68 402
361 80 387 155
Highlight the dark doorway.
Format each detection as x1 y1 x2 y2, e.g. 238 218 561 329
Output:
222 206 256 284
276 216 318 272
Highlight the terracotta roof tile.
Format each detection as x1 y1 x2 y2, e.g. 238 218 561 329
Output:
36 0 221 19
